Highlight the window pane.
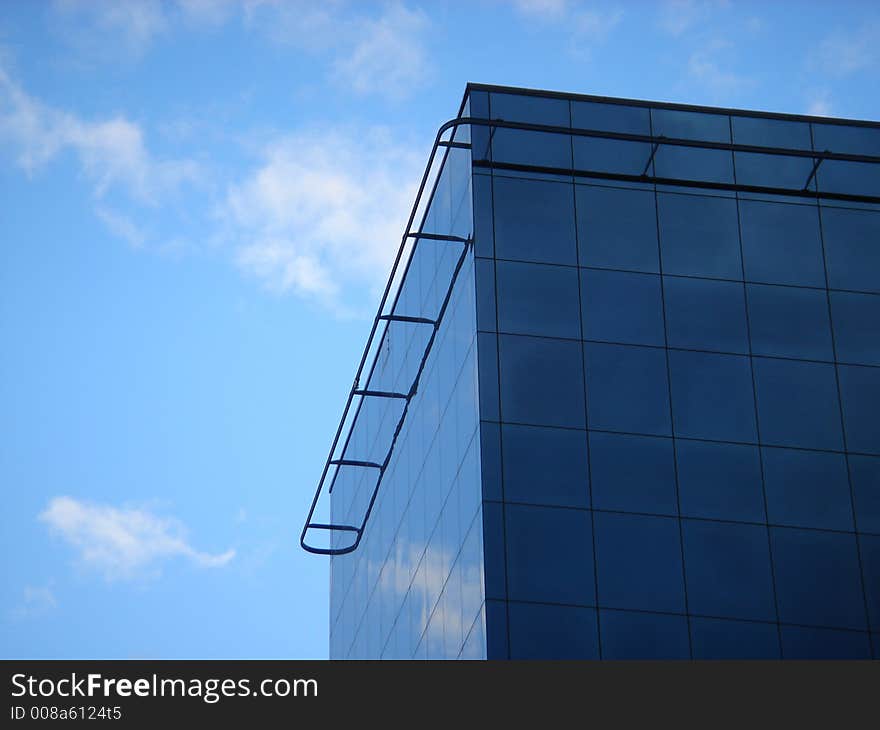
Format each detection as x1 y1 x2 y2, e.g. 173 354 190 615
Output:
493 176 577 265
654 146 734 185
585 342 671 436
499 334 585 428
664 276 748 353
739 200 824 287
658 192 742 280
589 432 677 516
816 160 880 198
574 137 653 177
753 358 843 451
508 602 598 659
762 447 853 531
838 364 880 455
490 92 571 169
682 520 776 622
480 421 502 501
481 502 506 600
747 283 834 361
652 108 730 142
850 454 880 534
780 625 872 660
485 599 508 658
812 123 880 156
573 100 651 135
576 185 659 273
771 527 867 630
475 257 496 331
676 440 765 522
690 617 780 659
821 206 880 294
734 152 815 190
599 609 690 659
581 269 665 346
472 173 494 257
830 290 880 366
595 511 686 613
477 332 499 421
502 424 589 508
496 260 580 339
669 350 757 442
860 534 880 631
733 115 812 148
505 503 594 605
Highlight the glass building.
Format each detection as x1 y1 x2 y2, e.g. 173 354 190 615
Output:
303 84 880 660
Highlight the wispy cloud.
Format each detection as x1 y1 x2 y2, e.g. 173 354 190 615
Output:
52 0 169 58
657 0 728 37
9 585 58 620
40 497 235 580
221 126 421 313
816 22 880 76
806 89 833 117
0 66 199 203
509 0 623 55
687 40 754 98
331 4 430 99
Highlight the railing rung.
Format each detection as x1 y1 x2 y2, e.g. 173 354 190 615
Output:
307 523 360 533
405 232 470 243
379 314 437 325
330 459 383 469
353 389 410 400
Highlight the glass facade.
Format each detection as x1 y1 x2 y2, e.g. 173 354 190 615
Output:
327 84 880 660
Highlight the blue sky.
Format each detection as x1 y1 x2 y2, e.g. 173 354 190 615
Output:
1 0 878 659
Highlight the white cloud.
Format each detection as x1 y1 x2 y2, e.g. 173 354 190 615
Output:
95 206 148 249
658 0 729 37
807 90 833 117
816 23 880 76
52 0 169 57
40 497 235 580
509 1 623 53
0 67 199 203
9 585 58 620
332 4 430 99
511 0 569 20
687 41 753 97
221 126 422 313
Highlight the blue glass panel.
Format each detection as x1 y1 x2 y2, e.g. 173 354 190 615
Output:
481 501 506 601
735 152 815 190
860 534 880 631
669 350 757 442
850 455 880 534
585 342 671 436
762 447 853 531
485 599 509 659
676 440 765 522
472 173 494 257
477 332 499 421
739 200 824 287
654 145 734 185
599 609 690 659
690 617 780 659
581 269 664 346
838 364 880 455
595 511 685 613
830 291 880 366
821 207 880 294
475 257 496 332
664 276 748 353
733 115 812 150
480 421 502 501
812 123 880 156
508 602 599 659
576 185 660 273
490 92 572 169
496 260 580 339
469 91 491 163
572 101 653 176
652 108 730 142
658 192 742 280
747 284 834 361
771 527 867 630
499 334 585 428
505 503 595 605
753 358 844 451
502 424 589 508
493 176 577 265
589 432 677 516
682 519 776 621
780 625 872 660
